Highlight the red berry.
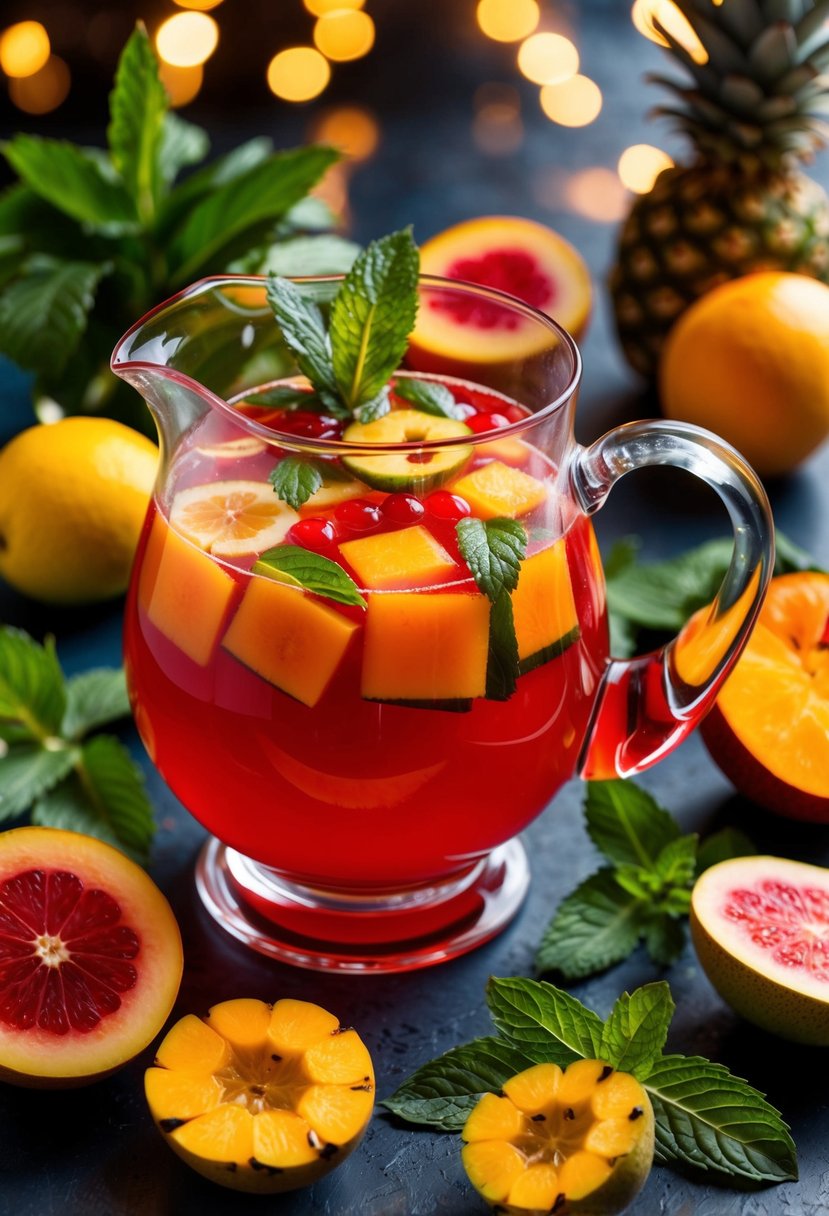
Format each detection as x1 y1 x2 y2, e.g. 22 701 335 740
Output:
505 404 529 423
335 498 383 531
289 517 337 549
466 411 510 434
425 491 471 522
382 492 426 524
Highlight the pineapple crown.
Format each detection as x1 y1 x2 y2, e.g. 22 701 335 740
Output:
649 0 829 171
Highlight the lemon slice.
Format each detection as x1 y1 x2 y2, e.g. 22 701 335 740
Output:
169 480 298 557
195 437 266 460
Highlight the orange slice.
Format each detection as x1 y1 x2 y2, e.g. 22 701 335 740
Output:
169 480 298 558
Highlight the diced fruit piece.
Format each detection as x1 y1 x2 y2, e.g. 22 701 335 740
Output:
169 480 298 557
301 475 367 513
340 525 457 591
411 216 592 374
0 828 182 1088
451 461 546 520
700 572 829 822
145 997 374 1193
461 1059 653 1216
690 856 829 1045
223 576 359 707
342 410 472 492
141 513 237 667
362 591 490 701
479 435 531 466
512 541 580 674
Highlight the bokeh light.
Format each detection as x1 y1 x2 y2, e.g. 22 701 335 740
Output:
517 32 579 86
158 61 203 108
540 75 603 127
0 21 51 78
565 168 629 222
473 83 523 155
313 10 375 62
267 47 330 102
173 0 224 9
618 144 674 193
476 0 539 43
305 0 365 14
313 105 380 161
156 12 219 68
8 54 69 114
631 0 708 64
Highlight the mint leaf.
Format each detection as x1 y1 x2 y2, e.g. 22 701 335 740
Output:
256 233 360 276
394 378 466 420
383 1037 537 1132
0 743 76 821
486 590 520 701
696 827 756 876
269 457 324 511
486 977 604 1061
107 24 167 223
2 135 137 234
600 982 674 1076
62 669 131 741
652 834 698 889
32 773 138 862
330 228 419 409
159 133 267 232
76 735 154 863
642 1054 798 1185
157 112 210 192
457 517 527 601
585 779 680 870
354 385 391 423
266 276 341 411
535 868 647 979
0 628 66 739
0 257 110 376
645 916 686 966
254 545 365 609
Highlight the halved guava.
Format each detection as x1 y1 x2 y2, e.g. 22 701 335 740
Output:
691 855 829 1045
0 827 182 1087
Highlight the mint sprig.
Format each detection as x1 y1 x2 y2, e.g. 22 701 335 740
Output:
264 277 344 415
0 627 153 864
456 517 527 702
385 976 798 1188
535 780 755 979
254 545 365 609
394 377 467 420
268 455 324 511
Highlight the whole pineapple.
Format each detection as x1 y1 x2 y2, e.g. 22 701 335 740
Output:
610 0 829 379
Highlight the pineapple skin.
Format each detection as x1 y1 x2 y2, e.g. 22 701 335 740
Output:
610 162 829 380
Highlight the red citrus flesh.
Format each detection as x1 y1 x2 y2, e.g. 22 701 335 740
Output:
0 827 182 1086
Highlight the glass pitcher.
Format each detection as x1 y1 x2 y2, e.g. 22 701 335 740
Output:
112 275 773 973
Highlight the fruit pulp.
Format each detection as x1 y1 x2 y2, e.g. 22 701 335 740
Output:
124 378 609 901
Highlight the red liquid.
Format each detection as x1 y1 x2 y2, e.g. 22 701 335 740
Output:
124 384 610 892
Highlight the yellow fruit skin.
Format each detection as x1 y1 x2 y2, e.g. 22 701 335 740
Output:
660 272 829 478
0 417 158 604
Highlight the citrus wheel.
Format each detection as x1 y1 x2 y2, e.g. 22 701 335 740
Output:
169 480 298 557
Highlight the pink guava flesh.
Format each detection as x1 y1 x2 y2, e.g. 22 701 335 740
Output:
724 880 829 980
431 249 556 329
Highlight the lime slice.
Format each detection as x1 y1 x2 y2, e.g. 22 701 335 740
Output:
342 409 472 492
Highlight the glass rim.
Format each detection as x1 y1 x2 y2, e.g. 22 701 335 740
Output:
111 272 583 454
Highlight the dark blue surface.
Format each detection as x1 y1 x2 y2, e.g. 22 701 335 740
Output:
3 5 829 1213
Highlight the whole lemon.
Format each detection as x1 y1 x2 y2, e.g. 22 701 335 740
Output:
0 417 157 604
660 272 829 477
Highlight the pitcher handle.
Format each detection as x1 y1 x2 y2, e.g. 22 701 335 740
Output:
571 419 774 781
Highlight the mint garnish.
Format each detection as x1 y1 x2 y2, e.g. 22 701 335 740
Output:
268 456 324 511
385 975 798 1187
254 545 365 609
394 378 467 420
0 627 154 864
456 516 527 701
264 277 344 415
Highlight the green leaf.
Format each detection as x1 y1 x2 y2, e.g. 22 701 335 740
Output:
456 517 527 601
32 773 140 861
2 135 137 234
107 24 167 223
653 834 698 888
243 386 320 410
644 915 687 966
0 628 66 739
169 145 339 282
253 234 360 276
486 977 604 1062
254 545 365 609
269 457 324 511
773 528 826 575
643 1054 798 1185
354 386 391 423
330 228 419 409
159 135 269 230
696 827 756 875
603 536 640 579
535 868 647 980
600 982 675 1075
157 112 210 192
0 743 76 821
383 1037 537 1131
265 276 341 410
61 669 131 741
486 590 520 702
585 779 680 869
393 377 466 420
76 735 154 862
0 257 109 375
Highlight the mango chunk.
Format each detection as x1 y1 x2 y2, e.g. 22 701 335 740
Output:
171 1104 254 1165
144 514 236 666
512 541 580 674
452 460 547 519
478 436 530 466
362 591 490 700
223 576 359 707
340 525 456 591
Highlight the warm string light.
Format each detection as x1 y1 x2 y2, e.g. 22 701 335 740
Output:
631 0 708 64
156 12 219 68
517 32 579 86
618 144 674 192
267 46 330 101
473 83 523 155
173 0 224 9
312 105 380 161
158 62 204 108
476 0 540 43
8 55 70 113
313 9 375 62
540 75 603 127
0 21 50 78
304 0 365 14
